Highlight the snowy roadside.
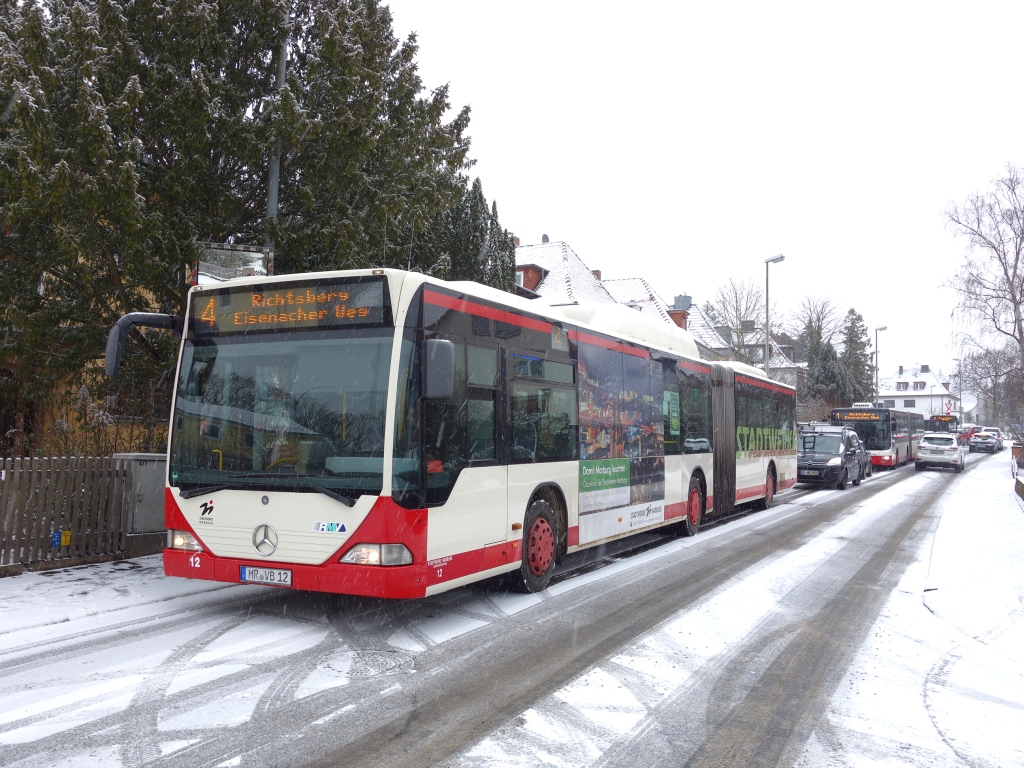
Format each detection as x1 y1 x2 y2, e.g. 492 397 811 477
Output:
0 555 264 655
797 453 1024 767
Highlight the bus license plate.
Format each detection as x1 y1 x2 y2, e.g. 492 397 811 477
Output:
240 566 292 586
800 470 819 476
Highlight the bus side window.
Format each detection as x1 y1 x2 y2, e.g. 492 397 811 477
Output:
424 337 468 505
663 363 681 456
467 345 498 463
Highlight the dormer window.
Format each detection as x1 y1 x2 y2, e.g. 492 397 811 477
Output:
913 382 925 390
515 271 524 287
896 382 908 391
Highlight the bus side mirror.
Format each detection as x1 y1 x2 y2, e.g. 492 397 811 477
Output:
423 338 455 400
105 313 184 378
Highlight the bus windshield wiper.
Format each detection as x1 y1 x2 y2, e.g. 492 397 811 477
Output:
226 473 356 507
296 477 356 507
179 484 231 499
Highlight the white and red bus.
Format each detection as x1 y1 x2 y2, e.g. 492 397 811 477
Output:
106 270 796 598
830 407 925 468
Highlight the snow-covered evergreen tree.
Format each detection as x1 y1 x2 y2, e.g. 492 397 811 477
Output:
0 0 473 440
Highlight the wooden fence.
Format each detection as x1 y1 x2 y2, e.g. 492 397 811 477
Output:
0 457 132 569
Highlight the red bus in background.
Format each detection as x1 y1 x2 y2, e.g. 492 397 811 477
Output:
830 407 925 468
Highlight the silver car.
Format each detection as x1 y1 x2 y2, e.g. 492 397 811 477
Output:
916 432 966 472
969 428 1003 453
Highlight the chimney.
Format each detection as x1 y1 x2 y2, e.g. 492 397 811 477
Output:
667 309 689 329
673 295 692 310
921 364 930 373
899 365 903 375
591 270 602 281
541 234 550 243
513 235 520 247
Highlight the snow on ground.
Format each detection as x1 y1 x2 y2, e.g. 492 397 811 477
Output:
796 453 1024 768
446 473 939 767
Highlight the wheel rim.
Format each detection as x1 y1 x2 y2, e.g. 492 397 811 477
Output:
526 517 555 576
688 488 701 526
765 474 774 504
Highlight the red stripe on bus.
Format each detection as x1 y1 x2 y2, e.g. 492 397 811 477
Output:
735 483 770 501
424 290 506 323
734 374 795 396
568 329 649 358
509 313 552 333
678 360 712 374
567 526 579 547
664 501 687 520
423 289 552 334
779 477 797 490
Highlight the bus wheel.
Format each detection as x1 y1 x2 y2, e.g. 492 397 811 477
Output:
680 477 703 536
758 468 776 510
507 499 557 593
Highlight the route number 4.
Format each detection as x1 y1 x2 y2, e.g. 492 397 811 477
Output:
189 554 201 568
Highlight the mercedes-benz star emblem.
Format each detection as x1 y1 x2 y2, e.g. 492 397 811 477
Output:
252 524 278 557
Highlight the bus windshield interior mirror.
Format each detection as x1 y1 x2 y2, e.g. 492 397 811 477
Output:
423 338 455 400
105 312 184 379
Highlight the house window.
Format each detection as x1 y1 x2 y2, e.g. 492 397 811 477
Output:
913 382 925 391
515 271 524 287
896 382 908 391
903 399 916 407
883 400 896 408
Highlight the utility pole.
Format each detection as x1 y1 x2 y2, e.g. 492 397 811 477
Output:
764 254 785 379
265 13 290 249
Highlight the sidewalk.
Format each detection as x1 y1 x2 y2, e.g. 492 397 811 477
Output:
798 453 1024 767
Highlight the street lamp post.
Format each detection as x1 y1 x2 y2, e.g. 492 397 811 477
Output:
874 326 888 405
953 358 963 422
764 254 785 380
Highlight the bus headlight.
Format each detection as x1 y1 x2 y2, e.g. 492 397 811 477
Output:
827 457 842 466
340 543 413 566
167 530 203 551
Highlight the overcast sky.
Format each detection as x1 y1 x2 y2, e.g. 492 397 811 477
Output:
385 1 1023 381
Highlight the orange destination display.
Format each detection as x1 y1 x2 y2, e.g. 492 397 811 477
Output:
191 277 389 336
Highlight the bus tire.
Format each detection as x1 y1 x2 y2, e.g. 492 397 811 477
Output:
680 476 703 536
506 499 557 593
836 468 847 491
758 467 776 510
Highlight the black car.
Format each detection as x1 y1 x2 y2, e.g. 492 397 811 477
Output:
797 426 865 489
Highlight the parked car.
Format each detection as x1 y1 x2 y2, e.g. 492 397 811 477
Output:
969 428 1003 453
797 425 865 489
915 432 966 473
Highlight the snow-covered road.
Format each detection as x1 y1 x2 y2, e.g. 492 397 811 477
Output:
0 452 1019 767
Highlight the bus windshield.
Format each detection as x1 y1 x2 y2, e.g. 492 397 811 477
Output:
847 421 890 451
169 328 393 498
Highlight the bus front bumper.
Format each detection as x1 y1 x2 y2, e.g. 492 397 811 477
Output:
163 548 429 599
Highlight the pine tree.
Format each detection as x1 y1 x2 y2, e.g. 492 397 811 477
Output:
0 0 473 447
838 308 873 403
801 319 854 410
409 177 515 291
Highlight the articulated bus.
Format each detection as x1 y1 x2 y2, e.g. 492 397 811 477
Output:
925 414 959 433
830 407 925 468
106 270 796 598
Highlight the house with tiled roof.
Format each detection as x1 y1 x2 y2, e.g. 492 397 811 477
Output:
602 277 731 360
514 241 615 305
